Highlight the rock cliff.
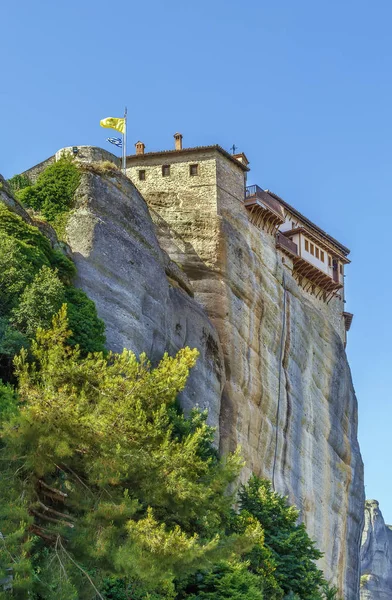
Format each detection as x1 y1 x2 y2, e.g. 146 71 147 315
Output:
129 152 364 598
66 164 225 433
360 500 392 599
2 148 365 598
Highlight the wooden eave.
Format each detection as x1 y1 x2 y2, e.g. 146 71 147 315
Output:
343 312 354 331
126 145 250 171
292 255 343 294
282 228 351 264
244 196 285 234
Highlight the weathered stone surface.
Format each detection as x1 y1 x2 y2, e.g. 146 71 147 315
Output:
2 144 365 598
65 166 225 432
360 500 392 599
129 149 364 599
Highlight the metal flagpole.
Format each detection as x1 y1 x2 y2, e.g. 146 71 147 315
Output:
123 106 127 175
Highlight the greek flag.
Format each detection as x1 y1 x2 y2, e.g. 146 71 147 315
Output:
107 137 122 148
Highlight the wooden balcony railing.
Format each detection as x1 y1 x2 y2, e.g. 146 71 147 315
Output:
276 231 298 255
245 185 285 221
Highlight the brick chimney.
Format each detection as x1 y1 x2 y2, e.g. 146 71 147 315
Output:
135 141 145 155
174 133 183 151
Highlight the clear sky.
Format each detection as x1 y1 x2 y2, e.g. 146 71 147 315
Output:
2 0 392 521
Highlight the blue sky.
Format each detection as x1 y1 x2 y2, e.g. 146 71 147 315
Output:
2 0 392 521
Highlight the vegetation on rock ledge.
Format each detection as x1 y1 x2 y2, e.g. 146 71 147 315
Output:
0 203 105 381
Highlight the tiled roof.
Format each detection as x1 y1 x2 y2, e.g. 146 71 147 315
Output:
266 190 350 256
126 145 250 171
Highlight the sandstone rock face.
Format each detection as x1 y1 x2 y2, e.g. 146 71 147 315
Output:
66 167 225 432
360 500 392 599
129 150 364 598
2 144 365 598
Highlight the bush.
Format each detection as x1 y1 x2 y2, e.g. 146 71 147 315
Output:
64 286 106 353
7 173 31 193
17 155 80 223
0 204 105 370
11 266 65 337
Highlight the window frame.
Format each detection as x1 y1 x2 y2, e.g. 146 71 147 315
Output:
189 163 199 176
162 165 171 177
138 169 146 181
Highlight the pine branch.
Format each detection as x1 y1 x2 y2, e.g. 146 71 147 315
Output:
30 508 74 529
36 500 75 522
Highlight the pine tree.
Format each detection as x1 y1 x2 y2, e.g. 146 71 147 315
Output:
0 307 259 599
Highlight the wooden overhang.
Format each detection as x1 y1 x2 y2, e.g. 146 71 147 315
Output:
266 190 350 258
291 255 342 300
282 227 350 264
343 312 354 331
245 186 285 233
276 232 342 301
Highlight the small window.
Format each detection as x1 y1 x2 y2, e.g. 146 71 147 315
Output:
162 165 170 177
138 170 146 181
320 251 325 262
305 239 309 252
292 221 296 229
315 247 320 259
310 243 314 255
328 256 332 267
339 264 343 275
190 164 199 176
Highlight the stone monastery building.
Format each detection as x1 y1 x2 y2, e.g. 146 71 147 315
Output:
126 134 353 345
23 134 353 345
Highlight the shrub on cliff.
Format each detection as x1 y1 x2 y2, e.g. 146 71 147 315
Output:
16 155 80 224
0 204 105 379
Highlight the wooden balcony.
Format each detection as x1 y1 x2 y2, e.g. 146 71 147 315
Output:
245 185 285 233
343 312 354 331
276 231 298 256
276 232 342 301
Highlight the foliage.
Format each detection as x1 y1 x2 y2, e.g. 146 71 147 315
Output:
16 155 80 224
180 477 333 600
0 380 19 422
0 308 255 599
7 174 31 193
64 287 106 353
0 204 105 378
178 561 264 600
238 477 325 599
11 266 64 337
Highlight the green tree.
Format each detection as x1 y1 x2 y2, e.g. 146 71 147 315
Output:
0 308 258 599
16 156 80 223
178 561 264 600
6 174 31 193
238 477 325 599
11 266 64 337
0 204 105 365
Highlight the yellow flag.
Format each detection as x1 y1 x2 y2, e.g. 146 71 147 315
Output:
100 117 125 134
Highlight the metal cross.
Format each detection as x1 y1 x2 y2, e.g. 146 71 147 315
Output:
231 144 237 154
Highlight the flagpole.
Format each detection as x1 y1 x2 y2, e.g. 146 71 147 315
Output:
122 106 127 175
